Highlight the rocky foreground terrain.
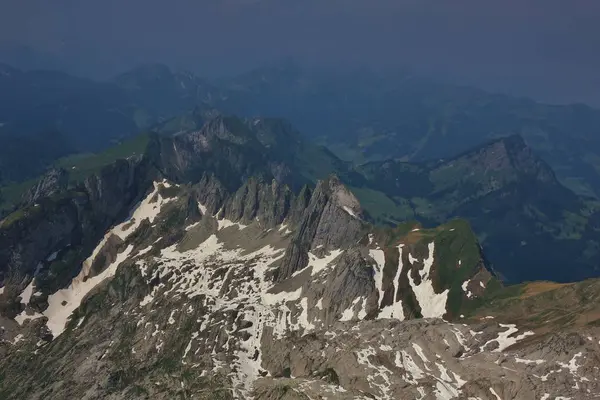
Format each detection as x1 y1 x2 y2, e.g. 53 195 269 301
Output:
1 116 600 399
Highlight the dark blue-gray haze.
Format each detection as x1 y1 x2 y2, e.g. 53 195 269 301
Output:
0 0 599 105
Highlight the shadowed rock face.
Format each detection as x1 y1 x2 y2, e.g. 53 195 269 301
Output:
21 168 69 206
318 249 379 325
453 135 553 173
0 157 154 296
220 177 294 229
155 115 307 192
485 134 557 183
274 176 365 282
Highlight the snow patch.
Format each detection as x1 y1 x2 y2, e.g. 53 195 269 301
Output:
217 218 247 231
315 298 323 309
14 310 44 325
19 280 35 305
356 347 393 399
115 180 175 240
278 224 293 235
435 381 460 400
462 280 473 298
378 245 405 320
408 242 449 318
340 297 362 321
12 334 24 345
262 287 302 306
489 387 501 400
481 324 535 352
182 332 199 361
370 249 386 309
309 249 343 276
46 251 59 262
514 357 544 365
557 352 583 376
137 245 153 256
342 205 358 218
185 222 201 231
396 351 424 381
44 245 134 338
412 343 431 371
297 297 315 331
75 317 86 329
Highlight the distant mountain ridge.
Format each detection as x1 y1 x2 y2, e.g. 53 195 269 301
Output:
348 134 600 282
3 62 600 198
114 63 600 199
3 62 600 282
5 113 598 284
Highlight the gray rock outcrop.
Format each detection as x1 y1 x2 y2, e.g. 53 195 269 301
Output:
21 167 68 206
275 176 365 281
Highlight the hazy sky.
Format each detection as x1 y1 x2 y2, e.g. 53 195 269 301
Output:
1 0 599 105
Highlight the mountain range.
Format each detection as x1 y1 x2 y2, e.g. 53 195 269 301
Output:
1 114 600 398
3 63 600 198
2 63 600 399
2 113 600 284
346 134 600 282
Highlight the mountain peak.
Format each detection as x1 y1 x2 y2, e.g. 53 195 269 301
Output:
486 134 532 158
496 134 557 183
443 134 557 184
199 114 254 144
497 132 526 145
317 174 362 216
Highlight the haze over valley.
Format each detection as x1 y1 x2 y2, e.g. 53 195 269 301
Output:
2 2 600 399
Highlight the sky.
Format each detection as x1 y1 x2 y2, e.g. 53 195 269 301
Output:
1 0 599 106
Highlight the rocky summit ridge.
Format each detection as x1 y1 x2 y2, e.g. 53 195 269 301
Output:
0 117 600 399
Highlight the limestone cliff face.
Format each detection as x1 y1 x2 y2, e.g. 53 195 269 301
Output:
0 115 311 296
156 115 301 192
0 156 154 301
220 177 295 229
274 176 365 282
21 168 69 206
